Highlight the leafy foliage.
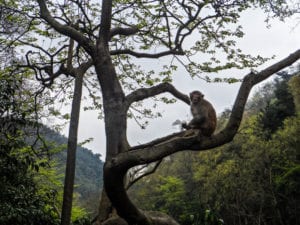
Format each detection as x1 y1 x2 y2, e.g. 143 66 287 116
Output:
0 143 60 225
259 74 296 136
0 67 102 224
0 70 60 225
288 73 300 113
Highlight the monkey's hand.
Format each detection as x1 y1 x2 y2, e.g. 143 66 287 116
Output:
181 122 191 130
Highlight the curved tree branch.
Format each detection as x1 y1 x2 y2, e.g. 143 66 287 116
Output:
109 26 139 40
109 49 185 58
125 159 162 190
61 59 93 77
125 82 190 109
130 131 186 151
36 0 95 55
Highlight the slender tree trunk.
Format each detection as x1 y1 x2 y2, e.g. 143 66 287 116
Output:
61 72 84 225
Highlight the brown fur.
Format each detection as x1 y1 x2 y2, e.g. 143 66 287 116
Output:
182 91 217 136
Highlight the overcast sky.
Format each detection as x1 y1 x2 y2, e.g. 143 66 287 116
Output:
59 9 300 161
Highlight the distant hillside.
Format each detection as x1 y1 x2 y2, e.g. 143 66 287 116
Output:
40 125 104 214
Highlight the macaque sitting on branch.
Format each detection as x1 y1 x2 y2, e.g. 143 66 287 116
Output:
182 90 217 136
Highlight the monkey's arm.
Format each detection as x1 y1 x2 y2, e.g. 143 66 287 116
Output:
187 114 206 128
181 122 190 129
182 115 205 129
190 115 205 124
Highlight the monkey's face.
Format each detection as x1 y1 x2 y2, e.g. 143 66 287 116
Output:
190 91 203 104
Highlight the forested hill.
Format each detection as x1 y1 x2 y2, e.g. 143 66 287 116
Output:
40 125 104 207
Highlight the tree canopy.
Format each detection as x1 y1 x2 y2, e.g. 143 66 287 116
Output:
1 0 300 225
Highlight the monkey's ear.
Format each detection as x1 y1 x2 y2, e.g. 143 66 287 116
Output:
201 94 204 98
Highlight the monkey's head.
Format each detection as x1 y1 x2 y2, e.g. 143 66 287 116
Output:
189 91 204 104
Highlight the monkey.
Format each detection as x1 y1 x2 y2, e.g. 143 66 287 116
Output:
182 90 217 137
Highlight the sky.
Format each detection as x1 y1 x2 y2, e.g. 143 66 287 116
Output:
59 9 300 161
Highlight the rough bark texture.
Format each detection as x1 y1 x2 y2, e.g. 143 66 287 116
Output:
35 1 300 225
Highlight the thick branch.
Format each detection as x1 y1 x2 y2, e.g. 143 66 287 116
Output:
36 0 95 54
110 49 185 58
99 0 112 43
125 82 190 109
130 131 185 151
66 38 75 70
125 160 162 190
61 59 93 77
109 26 139 40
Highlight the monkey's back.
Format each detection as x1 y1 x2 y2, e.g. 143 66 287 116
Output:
202 99 217 136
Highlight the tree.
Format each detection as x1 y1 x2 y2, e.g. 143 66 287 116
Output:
288 72 300 113
0 66 60 225
61 40 86 225
259 73 296 136
2 0 300 225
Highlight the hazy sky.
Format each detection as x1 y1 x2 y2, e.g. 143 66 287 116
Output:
59 9 300 161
